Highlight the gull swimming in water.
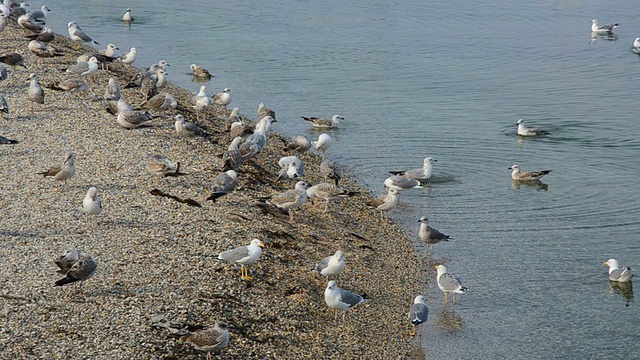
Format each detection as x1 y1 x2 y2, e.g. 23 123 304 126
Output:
121 8 134 22
180 321 229 360
368 188 399 220
591 19 619 34
82 187 102 216
324 280 366 322
190 64 213 79
54 251 97 291
307 182 358 213
320 159 342 186
604 259 633 283
314 250 346 279
65 56 99 77
435 264 467 305
516 119 549 136
217 239 264 281
147 154 183 177
119 47 136 64
67 21 99 49
389 157 437 182
508 164 551 181
633 38 640 49
266 180 309 223
38 152 75 184
408 295 429 337
213 88 231 106
418 216 451 248
206 170 238 202
302 114 344 129
384 175 422 192
312 133 333 161
174 114 203 138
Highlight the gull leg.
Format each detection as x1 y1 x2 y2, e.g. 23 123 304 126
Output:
289 211 294 223
409 325 416 337
323 200 329 213
207 352 212 360
444 292 448 304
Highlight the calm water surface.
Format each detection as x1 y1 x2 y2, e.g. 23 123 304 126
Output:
47 0 640 358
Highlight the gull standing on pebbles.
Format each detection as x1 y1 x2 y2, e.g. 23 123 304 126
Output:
320 159 342 186
0 53 27 70
314 250 345 280
206 170 238 202
408 295 429 337
516 119 549 136
28 39 62 59
302 114 344 129
67 21 99 49
435 264 467 305
368 188 399 220
38 152 75 184
312 133 333 161
104 77 120 101
604 259 633 283
54 251 97 292
175 114 204 137
266 180 310 223
324 280 366 322
27 73 44 107
213 88 231 106
119 47 136 64
147 154 183 177
257 102 276 121
307 182 358 213
54 249 80 275
82 187 102 217
116 110 156 129
508 164 551 181
384 175 422 193
26 27 55 43
154 68 168 88
65 56 99 77
189 85 209 122
283 135 311 154
217 239 265 281
418 216 451 248
142 92 177 112
18 13 43 32
591 19 619 34
29 5 50 23
190 64 213 79
389 157 437 182
180 321 229 360
222 137 243 172
121 8 134 22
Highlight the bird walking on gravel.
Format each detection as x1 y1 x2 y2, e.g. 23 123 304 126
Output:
180 321 229 360
206 170 238 202
314 250 346 280
217 239 265 281
312 133 333 161
368 188 399 221
27 73 44 110
264 180 310 223
38 152 75 185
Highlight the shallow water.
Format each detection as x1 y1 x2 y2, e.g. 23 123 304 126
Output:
47 0 640 357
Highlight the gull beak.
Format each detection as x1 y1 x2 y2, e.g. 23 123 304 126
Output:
259 243 265 248
603 262 608 266
432 159 438 162
507 167 513 170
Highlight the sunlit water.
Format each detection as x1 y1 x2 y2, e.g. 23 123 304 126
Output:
46 0 640 357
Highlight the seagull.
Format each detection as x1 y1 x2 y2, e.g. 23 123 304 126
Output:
104 77 121 101
0 135 18 144
320 159 342 186
27 73 44 106
368 188 399 220
389 157 437 182
508 164 551 181
604 259 633 283
383 175 422 192
257 102 276 121
65 56 99 77
306 182 358 213
174 114 203 138
17 13 42 32
516 119 549 136
0 52 27 70
190 64 213 79
217 239 264 281
98 43 120 61
119 47 136 65
54 251 97 292
142 92 177 112
634 38 640 49
53 249 80 275
154 68 168 88
277 156 304 181
180 321 229 360
591 19 619 34
418 216 451 248
283 135 311 154
147 154 183 177
46 79 89 93
222 137 243 172
266 180 310 223
139 74 157 102
29 5 49 23
121 8 134 22
302 114 344 129
0 64 6 82
312 133 333 161
25 26 54 42
213 88 231 106
435 264 467 305
28 39 63 58
37 152 75 184
0 93 9 114
67 21 99 49
116 110 155 129
314 250 345 279
189 85 209 121
408 295 429 337
324 280 366 322
206 170 238 202
82 187 102 216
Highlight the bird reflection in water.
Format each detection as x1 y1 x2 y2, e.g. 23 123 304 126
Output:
609 281 633 307
512 179 549 191
436 308 464 334
590 32 618 43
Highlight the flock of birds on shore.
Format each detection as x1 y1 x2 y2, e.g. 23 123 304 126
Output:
0 4 636 357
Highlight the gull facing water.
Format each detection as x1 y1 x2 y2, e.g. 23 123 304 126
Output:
389 157 436 181
508 164 551 181
604 259 633 283
302 114 344 129
435 264 467 305
307 182 358 213
217 239 265 281
174 114 204 138
384 175 422 192
213 88 231 106
516 119 549 136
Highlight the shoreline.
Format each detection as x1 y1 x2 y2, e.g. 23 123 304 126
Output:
0 19 427 359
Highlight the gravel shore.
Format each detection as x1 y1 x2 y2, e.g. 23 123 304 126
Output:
0 20 428 359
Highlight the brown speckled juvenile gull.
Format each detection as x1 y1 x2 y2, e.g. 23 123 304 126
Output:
368 188 399 220
389 157 436 182
38 152 75 184
142 92 176 111
222 137 243 172
267 180 309 223
28 39 63 58
116 110 155 128
18 13 43 33
302 114 344 129
147 154 181 177
54 251 97 291
190 64 213 79
283 135 311 154
180 321 229 360
418 216 450 248
206 170 237 202
508 164 551 181
306 182 357 213
257 102 276 121
217 239 264 281
314 250 345 279
47 79 89 92
25 27 55 43
0 53 27 69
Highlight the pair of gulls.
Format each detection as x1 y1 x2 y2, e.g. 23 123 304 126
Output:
381 157 437 197
282 134 334 161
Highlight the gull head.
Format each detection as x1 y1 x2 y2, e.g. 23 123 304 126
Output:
88 57 99 64
190 64 198 71
156 69 168 76
63 152 75 164
414 295 426 304
326 280 337 291
174 114 185 124
434 264 447 274
107 44 119 51
250 239 265 248
225 170 237 180
87 186 98 199
157 60 170 67
294 181 310 191
67 21 77 29
130 47 137 54
28 73 38 81
424 157 437 164
508 164 519 171
126 8 131 12
516 119 524 125
418 216 429 223
335 250 345 261
604 259 619 269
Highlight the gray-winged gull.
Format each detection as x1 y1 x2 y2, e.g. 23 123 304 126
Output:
418 216 451 248
314 250 345 279
368 188 399 220
389 157 436 181
266 180 309 223
508 164 551 181
213 88 231 106
27 73 44 106
206 170 237 202
54 251 97 292
591 19 618 34
408 295 429 336
175 114 204 138
67 21 99 49
65 56 99 77
383 175 422 192
82 187 102 216
104 77 120 101
217 239 264 281
53 249 80 275
277 156 304 181
604 259 633 283
435 264 467 305
324 280 366 322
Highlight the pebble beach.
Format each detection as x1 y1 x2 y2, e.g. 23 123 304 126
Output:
0 15 429 360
